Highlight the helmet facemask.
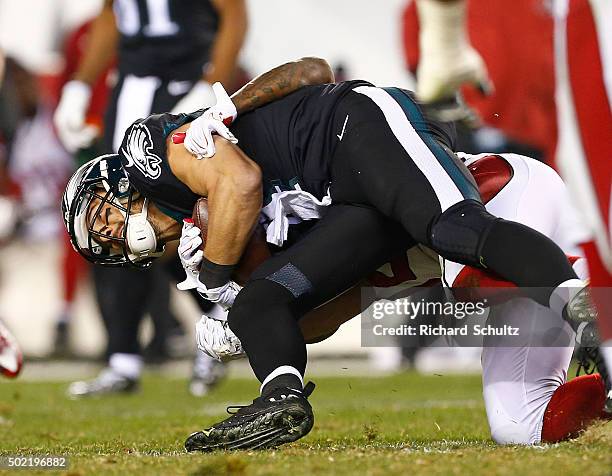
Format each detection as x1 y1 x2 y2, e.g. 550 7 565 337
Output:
63 154 164 268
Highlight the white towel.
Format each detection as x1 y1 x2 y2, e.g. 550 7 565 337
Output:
261 189 332 246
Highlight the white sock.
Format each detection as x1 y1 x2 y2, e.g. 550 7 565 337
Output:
602 340 612 377
549 279 585 316
260 365 303 394
109 353 143 380
417 0 469 58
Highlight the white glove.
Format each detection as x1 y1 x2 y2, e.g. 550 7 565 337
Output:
176 220 242 309
183 82 238 159
177 219 204 290
196 312 245 362
170 80 216 114
198 280 242 309
415 0 493 103
54 80 99 152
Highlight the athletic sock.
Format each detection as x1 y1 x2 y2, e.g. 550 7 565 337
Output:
602 341 612 384
227 280 307 384
109 353 143 380
548 279 587 316
260 366 304 396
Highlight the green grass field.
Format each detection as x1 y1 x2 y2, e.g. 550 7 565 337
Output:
0 372 610 475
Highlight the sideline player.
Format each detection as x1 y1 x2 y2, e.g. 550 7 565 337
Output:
62 75 601 450
54 0 247 397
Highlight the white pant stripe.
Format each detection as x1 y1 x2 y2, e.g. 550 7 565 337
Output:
353 86 464 212
113 75 160 152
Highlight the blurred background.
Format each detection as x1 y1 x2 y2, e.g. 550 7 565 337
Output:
0 0 558 377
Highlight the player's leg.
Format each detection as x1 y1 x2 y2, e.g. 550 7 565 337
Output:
68 75 166 397
482 259 608 444
330 87 586 316
67 266 149 398
185 204 409 451
482 298 608 444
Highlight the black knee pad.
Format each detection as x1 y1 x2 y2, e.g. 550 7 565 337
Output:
429 199 498 267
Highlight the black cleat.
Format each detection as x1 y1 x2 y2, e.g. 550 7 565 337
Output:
575 345 612 414
185 381 315 452
564 286 598 325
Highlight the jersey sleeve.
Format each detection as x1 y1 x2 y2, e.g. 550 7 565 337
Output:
118 111 204 217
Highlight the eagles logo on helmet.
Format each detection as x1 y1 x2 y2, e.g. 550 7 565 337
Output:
62 154 165 267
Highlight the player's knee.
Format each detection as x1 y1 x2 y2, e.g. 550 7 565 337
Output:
490 422 537 446
429 199 497 267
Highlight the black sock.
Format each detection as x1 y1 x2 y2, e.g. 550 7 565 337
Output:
480 219 578 306
261 374 303 396
227 280 307 383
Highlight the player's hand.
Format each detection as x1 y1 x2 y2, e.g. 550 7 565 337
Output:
176 219 204 290
53 80 99 153
170 80 216 114
416 45 493 103
176 219 242 309
198 280 242 310
183 82 238 159
195 312 245 362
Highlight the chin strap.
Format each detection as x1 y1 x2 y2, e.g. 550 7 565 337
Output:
126 198 165 262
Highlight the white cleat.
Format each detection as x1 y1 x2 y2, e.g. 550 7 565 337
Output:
0 320 23 378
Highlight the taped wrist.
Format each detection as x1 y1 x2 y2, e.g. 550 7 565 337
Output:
200 257 236 289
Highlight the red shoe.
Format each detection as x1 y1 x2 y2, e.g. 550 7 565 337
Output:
0 320 23 378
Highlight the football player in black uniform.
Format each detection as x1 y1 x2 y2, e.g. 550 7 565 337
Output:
63 62 599 451
54 0 247 397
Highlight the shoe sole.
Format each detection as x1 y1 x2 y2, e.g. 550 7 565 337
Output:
185 402 314 452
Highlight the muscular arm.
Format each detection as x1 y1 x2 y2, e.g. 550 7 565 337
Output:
169 132 262 266
206 0 248 86
231 57 334 113
73 0 118 85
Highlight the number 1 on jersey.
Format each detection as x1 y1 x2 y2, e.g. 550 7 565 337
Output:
115 0 179 37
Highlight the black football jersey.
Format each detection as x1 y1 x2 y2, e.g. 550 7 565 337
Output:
113 0 219 79
119 110 202 218
230 80 373 203
118 81 373 218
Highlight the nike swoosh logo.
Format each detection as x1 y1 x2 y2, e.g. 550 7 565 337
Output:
337 115 349 141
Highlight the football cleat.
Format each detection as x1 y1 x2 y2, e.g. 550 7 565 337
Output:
564 286 598 324
575 345 611 414
0 319 23 378
189 352 226 397
185 381 315 452
67 368 139 399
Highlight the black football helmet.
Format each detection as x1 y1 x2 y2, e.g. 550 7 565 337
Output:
61 154 164 267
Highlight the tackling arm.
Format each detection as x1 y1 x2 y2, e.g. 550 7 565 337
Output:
231 57 334 113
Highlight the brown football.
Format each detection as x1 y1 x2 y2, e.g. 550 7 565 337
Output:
192 197 271 285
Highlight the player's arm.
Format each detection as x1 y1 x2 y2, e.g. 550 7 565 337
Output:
231 56 334 113
206 0 248 86
54 0 118 152
72 0 118 86
182 56 334 157
169 135 262 286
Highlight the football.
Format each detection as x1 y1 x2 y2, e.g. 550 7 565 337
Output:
192 197 271 284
